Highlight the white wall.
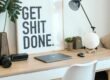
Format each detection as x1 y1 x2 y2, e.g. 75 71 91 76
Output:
0 0 110 53
64 0 110 38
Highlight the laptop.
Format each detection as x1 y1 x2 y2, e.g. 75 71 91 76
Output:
34 53 72 63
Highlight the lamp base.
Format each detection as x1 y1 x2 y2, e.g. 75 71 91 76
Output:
85 48 96 54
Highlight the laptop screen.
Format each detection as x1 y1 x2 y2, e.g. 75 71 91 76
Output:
34 53 72 63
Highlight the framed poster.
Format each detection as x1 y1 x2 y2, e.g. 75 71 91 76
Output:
16 0 64 53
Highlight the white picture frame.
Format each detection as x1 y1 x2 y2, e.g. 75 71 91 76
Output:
16 0 64 54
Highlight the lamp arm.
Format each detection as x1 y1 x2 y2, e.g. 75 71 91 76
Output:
80 4 96 32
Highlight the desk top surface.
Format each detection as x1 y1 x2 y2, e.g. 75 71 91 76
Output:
0 48 110 77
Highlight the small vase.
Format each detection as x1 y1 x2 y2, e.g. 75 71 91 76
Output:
67 42 73 51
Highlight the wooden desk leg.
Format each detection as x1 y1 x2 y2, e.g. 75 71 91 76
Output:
107 70 110 80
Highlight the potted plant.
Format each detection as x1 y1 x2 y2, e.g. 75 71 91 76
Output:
65 37 73 50
0 0 22 55
0 0 22 31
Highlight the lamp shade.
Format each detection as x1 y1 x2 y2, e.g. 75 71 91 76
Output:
69 0 81 11
82 33 100 49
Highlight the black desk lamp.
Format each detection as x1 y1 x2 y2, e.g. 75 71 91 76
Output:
69 0 96 33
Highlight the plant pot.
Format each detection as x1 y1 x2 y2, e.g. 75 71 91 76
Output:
66 42 73 51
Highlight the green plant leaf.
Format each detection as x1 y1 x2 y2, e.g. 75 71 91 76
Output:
0 0 22 23
0 0 9 13
65 37 73 43
7 0 22 23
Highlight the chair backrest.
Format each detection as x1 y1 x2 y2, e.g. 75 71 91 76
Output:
63 60 97 80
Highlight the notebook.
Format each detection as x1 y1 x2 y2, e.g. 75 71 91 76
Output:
34 53 72 63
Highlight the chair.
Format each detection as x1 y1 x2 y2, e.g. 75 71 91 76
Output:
52 60 97 80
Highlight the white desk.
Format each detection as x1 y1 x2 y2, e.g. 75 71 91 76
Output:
0 48 110 80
